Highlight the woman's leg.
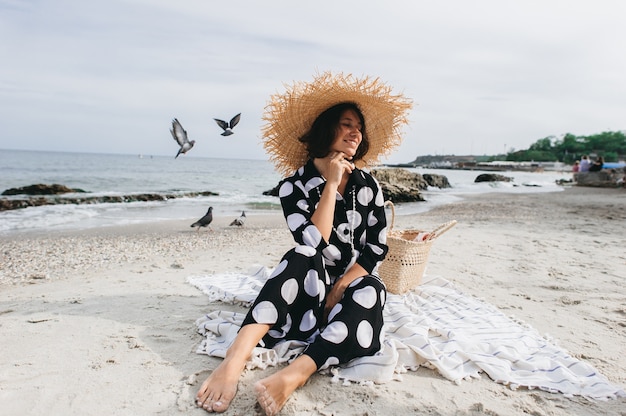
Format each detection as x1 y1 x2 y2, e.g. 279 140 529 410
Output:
197 246 327 413
196 323 270 413
254 276 386 415
242 246 328 349
306 275 386 369
255 354 318 416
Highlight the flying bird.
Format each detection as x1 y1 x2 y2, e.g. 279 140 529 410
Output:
170 118 195 158
229 211 246 227
190 207 213 232
214 113 241 136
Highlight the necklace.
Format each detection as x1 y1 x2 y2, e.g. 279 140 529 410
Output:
316 185 356 252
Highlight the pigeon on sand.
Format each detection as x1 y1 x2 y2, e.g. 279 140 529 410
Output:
229 211 246 226
191 207 213 231
170 118 195 158
214 113 241 136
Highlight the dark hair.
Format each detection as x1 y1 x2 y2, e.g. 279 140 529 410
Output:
298 102 369 161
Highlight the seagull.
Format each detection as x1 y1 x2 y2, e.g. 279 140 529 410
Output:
229 211 246 226
214 113 241 136
190 207 213 232
170 118 195 158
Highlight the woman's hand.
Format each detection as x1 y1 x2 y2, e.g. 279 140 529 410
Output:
324 283 346 323
323 152 354 186
324 262 367 322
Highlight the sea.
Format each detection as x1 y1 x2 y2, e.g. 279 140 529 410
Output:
0 149 571 236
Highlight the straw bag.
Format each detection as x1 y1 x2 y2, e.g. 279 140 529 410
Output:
378 201 457 294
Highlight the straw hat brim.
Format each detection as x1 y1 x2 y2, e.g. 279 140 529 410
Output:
262 71 413 177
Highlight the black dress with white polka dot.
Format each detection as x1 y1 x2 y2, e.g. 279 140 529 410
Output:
241 160 389 370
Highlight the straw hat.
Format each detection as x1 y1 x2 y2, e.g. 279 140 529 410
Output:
261 71 413 176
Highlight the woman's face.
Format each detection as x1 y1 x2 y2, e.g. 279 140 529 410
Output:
330 109 362 159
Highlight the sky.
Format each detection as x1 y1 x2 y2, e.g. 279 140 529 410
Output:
1 0 625 165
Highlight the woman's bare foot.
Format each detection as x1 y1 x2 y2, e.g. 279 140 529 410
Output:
196 323 271 413
196 358 241 413
254 355 317 416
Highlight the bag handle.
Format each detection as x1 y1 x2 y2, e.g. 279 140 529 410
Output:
384 200 396 232
384 200 457 240
427 220 457 240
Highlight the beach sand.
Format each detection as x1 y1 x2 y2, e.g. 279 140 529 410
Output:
1 186 625 415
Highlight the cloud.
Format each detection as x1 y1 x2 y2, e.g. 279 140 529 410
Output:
1 0 625 163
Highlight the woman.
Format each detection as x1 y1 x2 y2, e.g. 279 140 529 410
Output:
196 72 412 415
589 156 604 172
579 155 591 172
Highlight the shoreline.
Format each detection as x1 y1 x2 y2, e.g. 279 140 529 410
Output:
1 186 625 415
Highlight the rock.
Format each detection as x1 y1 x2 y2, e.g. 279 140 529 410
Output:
422 173 451 189
371 168 429 190
0 190 219 212
370 168 435 202
575 170 623 187
474 173 513 183
378 182 425 202
2 183 86 195
263 184 280 196
262 168 450 203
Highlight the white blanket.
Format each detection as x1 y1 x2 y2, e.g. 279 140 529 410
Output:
188 267 626 400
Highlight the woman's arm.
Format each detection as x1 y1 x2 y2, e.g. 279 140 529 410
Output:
311 151 355 241
356 177 388 274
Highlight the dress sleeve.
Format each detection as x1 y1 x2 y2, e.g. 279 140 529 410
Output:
278 178 328 252
356 176 389 274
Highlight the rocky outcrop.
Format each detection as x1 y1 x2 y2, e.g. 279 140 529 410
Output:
371 168 451 202
263 185 280 197
371 168 429 191
371 169 451 189
2 183 86 195
264 169 452 203
422 173 451 189
575 169 625 187
377 182 425 202
0 187 218 212
474 173 513 183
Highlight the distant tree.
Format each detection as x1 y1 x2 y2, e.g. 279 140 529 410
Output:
510 136 559 161
553 133 586 163
528 137 554 152
584 131 626 156
507 130 626 163
506 149 558 162
409 131 625 164
603 151 618 163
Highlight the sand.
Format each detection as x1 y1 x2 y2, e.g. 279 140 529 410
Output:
1 186 625 415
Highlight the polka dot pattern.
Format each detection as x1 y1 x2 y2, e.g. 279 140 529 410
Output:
286 213 306 232
319 356 340 371
281 278 299 305
296 199 310 212
304 269 320 297
301 225 322 248
278 181 293 197
327 303 342 322
270 259 288 279
367 211 378 227
356 320 374 348
347 209 362 229
353 286 378 309
240 160 388 371
305 177 324 192
299 309 317 332
295 244 317 257
357 187 374 206
251 301 278 324
321 321 349 344
322 244 341 261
